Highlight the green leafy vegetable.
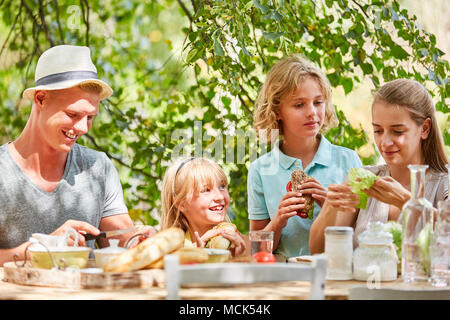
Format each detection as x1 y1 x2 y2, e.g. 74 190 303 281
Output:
383 221 402 260
307 175 314 220
348 168 379 210
307 203 314 220
415 222 432 275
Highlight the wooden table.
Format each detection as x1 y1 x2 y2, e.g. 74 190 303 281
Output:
1 267 446 300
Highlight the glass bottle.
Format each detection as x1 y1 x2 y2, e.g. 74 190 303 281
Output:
430 164 450 287
401 165 435 283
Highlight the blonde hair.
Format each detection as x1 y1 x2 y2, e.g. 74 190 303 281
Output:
160 157 230 235
41 82 102 99
78 82 103 94
253 54 338 143
373 78 448 173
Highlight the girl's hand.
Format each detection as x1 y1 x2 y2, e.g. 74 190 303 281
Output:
325 183 360 213
273 192 305 229
219 230 247 257
193 229 222 248
194 230 247 256
363 176 410 209
295 177 327 207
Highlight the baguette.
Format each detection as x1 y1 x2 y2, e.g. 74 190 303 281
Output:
145 247 209 269
103 227 184 272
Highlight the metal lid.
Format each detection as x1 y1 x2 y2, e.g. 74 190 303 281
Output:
325 226 354 235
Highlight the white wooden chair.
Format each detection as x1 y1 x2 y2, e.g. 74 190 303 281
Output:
349 286 450 300
164 254 327 300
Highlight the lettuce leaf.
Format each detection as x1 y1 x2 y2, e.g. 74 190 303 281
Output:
307 203 314 220
383 221 402 260
348 167 379 210
415 222 432 275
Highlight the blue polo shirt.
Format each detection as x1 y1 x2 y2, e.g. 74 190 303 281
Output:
247 135 362 259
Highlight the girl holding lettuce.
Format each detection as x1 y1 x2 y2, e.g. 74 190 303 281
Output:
310 79 448 254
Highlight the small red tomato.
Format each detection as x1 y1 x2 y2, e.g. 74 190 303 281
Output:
286 181 292 192
298 212 308 219
252 251 277 263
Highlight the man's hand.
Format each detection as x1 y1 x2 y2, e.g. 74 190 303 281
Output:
126 226 157 248
50 219 100 247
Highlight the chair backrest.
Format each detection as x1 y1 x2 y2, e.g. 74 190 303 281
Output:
164 254 327 300
349 286 450 300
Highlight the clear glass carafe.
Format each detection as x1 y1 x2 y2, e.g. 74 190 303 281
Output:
401 165 434 283
430 164 450 287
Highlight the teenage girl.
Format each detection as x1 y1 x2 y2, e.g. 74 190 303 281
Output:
310 78 449 254
248 54 362 261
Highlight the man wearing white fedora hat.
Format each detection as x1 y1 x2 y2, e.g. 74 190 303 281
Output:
0 45 154 265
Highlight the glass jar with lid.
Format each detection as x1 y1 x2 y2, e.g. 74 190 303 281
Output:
353 221 398 281
325 226 354 280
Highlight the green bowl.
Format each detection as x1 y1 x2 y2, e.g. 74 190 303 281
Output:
205 248 231 263
29 246 92 269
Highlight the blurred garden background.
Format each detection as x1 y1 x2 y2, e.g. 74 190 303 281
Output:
0 0 448 233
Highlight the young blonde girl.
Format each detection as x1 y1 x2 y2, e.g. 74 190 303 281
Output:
161 157 250 257
248 54 362 261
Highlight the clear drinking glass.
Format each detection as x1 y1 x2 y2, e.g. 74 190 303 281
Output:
430 201 449 286
401 165 435 283
249 230 274 255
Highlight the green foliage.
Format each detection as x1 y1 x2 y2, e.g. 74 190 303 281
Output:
0 0 448 234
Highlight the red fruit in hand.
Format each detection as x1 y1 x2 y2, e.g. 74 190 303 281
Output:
252 251 277 263
286 181 292 192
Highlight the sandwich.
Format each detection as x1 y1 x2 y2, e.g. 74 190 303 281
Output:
206 222 238 250
289 169 314 219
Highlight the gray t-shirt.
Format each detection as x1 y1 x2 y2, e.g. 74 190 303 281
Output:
0 143 128 249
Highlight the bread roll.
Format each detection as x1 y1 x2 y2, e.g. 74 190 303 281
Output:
291 169 314 214
103 227 184 272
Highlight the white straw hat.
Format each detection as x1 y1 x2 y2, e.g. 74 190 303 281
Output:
22 45 113 100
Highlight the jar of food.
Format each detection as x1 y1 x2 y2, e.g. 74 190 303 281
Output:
353 221 398 282
325 226 354 280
